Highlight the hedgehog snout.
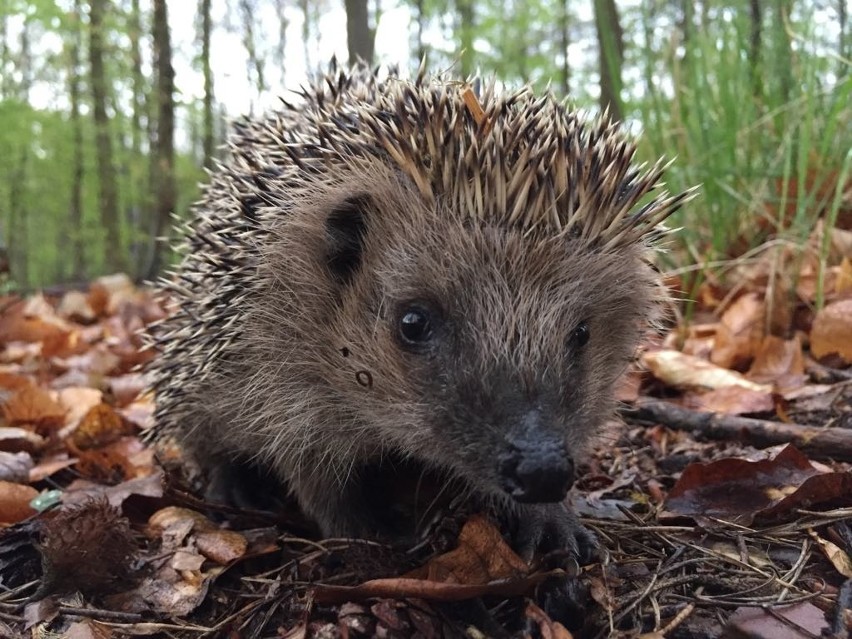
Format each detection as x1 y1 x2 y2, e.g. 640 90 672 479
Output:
496 409 575 503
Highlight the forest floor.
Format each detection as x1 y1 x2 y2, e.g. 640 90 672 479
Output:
0 231 850 639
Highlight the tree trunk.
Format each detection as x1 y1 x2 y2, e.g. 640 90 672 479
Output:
239 0 265 112
775 1 793 102
414 0 426 64
8 13 31 286
129 0 144 159
273 0 288 86
201 0 215 168
558 0 571 97
840 0 848 78
457 0 474 78
89 0 124 273
593 0 624 121
748 0 762 98
345 0 374 64
0 10 9 100
126 0 148 275
146 0 176 279
69 0 85 280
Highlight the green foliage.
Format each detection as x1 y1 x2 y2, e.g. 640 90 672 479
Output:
0 0 848 290
634 3 851 266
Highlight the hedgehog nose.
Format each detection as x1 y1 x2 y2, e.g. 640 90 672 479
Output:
497 411 575 503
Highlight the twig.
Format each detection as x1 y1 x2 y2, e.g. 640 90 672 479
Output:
622 398 852 461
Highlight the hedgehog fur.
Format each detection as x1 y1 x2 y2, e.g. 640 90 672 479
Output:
148 61 696 560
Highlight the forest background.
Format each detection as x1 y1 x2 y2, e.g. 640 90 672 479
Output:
0 0 849 294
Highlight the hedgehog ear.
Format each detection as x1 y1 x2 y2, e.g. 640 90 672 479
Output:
325 195 370 286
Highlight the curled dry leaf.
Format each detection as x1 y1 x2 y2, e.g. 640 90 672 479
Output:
56 387 104 434
2 386 66 434
314 516 554 605
57 290 97 324
710 293 765 370
195 529 249 565
71 403 134 450
642 350 772 393
810 299 852 363
746 334 806 390
0 426 46 453
808 529 852 578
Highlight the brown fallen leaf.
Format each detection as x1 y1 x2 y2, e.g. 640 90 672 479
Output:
747 334 806 391
0 426 46 453
314 516 556 604
2 386 66 434
642 350 772 393
725 602 829 639
71 403 134 449
405 514 528 584
808 528 852 578
682 386 774 415
312 572 558 604
195 529 248 564
810 298 852 363
710 292 765 370
663 445 852 526
0 480 38 523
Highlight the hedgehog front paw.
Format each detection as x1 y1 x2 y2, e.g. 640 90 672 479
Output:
509 502 598 568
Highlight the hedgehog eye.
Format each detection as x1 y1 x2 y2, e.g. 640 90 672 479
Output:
570 321 590 348
397 306 435 348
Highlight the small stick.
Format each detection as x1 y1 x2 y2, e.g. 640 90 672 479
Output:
462 86 492 136
622 398 852 462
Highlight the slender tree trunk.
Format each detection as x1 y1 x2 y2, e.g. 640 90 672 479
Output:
840 0 849 77
129 0 144 159
69 0 85 279
593 0 624 121
558 0 570 97
9 15 32 285
345 0 374 64
775 1 793 102
239 0 265 112
457 0 474 78
146 0 175 279
201 0 215 168
0 10 9 99
414 0 425 64
127 0 147 275
299 0 311 69
89 0 124 273
748 0 762 99
273 0 288 87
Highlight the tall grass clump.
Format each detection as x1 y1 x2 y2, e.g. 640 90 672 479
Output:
633 2 850 308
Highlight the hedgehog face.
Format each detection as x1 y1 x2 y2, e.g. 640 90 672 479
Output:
314 174 659 505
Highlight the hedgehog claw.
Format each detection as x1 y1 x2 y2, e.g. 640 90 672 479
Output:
510 502 598 569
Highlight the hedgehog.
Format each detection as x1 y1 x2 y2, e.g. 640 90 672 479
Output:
148 62 695 562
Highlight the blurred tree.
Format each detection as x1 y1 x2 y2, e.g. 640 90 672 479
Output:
457 0 474 77
558 0 571 96
8 9 30 285
146 0 175 279
89 0 124 272
68 0 85 279
345 0 374 64
200 0 215 168
593 0 623 120
239 0 266 112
